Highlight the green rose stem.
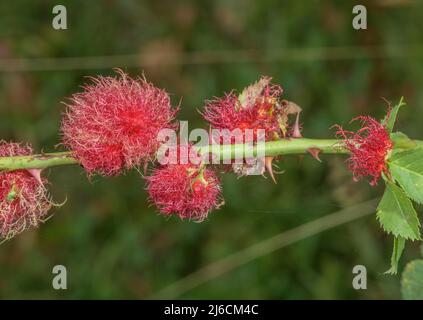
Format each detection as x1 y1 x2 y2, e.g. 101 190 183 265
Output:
0 151 76 171
0 138 422 171
198 138 347 161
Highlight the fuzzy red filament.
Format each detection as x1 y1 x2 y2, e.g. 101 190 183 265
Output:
335 115 393 186
0 141 52 240
61 70 178 176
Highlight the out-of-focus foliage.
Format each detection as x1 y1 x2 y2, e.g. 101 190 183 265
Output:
1 0 423 299
401 245 423 300
401 260 423 299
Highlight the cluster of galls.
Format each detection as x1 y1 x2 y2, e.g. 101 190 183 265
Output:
60 72 222 222
60 72 303 224
0 70 394 240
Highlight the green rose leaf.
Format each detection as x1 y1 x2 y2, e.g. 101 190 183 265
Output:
377 181 421 240
389 148 423 204
390 132 416 153
383 97 406 133
385 236 405 275
401 259 423 299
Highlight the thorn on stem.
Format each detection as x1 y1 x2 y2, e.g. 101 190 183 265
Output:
307 147 322 162
265 156 277 184
292 111 302 138
27 169 44 186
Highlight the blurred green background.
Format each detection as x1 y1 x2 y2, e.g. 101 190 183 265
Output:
1 0 423 299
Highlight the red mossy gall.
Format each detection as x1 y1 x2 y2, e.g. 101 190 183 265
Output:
202 76 300 142
146 145 222 222
61 70 178 176
334 114 393 186
0 141 52 240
